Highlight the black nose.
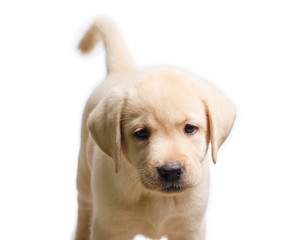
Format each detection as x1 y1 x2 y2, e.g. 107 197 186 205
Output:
158 162 184 182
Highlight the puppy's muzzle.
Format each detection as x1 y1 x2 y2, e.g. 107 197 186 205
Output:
158 162 184 183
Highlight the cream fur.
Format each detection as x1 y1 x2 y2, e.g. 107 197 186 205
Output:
75 17 236 240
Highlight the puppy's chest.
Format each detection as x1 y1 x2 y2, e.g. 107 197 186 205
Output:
130 198 192 237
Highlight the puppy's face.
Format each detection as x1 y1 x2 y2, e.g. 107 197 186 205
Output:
88 68 235 195
122 70 209 194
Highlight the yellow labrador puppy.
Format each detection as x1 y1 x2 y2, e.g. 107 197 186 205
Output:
75 17 236 240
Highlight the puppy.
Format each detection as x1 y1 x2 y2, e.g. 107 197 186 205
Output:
75 17 236 240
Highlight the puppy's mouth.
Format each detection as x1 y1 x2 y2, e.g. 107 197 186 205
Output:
161 184 186 193
138 163 201 194
140 177 189 194
138 163 198 194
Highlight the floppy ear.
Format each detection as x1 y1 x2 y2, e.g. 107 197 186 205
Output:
87 90 126 173
202 82 236 164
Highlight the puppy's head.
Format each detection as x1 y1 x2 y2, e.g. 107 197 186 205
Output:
88 68 236 194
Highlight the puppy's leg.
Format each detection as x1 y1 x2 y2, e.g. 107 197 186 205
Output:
75 148 93 240
89 219 108 240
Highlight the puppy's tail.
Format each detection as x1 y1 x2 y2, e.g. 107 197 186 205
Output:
78 17 136 74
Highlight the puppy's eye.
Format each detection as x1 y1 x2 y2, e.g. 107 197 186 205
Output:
134 128 150 140
184 124 198 135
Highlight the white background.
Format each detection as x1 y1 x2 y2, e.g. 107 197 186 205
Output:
0 0 292 240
